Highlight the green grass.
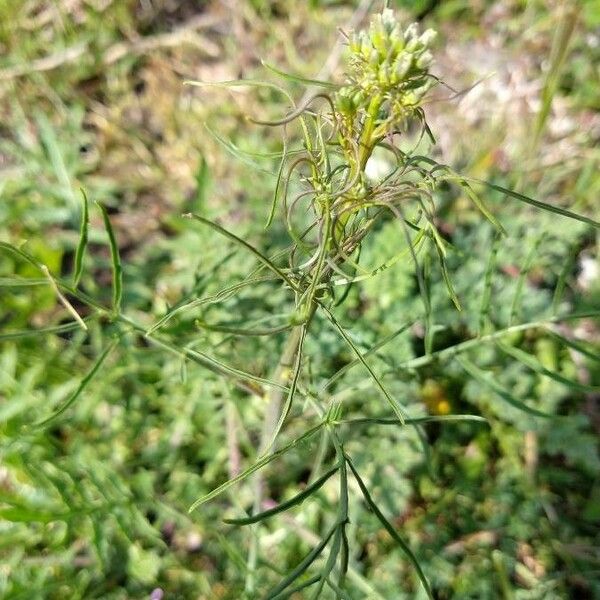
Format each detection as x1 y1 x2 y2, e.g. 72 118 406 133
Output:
1 1 600 598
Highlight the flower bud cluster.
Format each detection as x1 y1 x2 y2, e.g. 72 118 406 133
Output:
336 10 436 123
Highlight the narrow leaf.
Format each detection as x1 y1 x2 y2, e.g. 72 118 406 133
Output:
189 423 324 512
266 522 338 599
341 415 488 427
183 213 297 291
479 231 501 335
472 178 600 229
224 464 338 526
457 356 553 418
34 338 119 427
346 457 434 600
41 265 88 331
458 179 506 235
266 324 307 452
509 233 546 325
272 575 320 600
96 202 123 314
73 188 90 286
322 322 413 391
497 341 599 393
0 507 58 523
261 60 340 89
320 304 407 425
0 319 91 341
545 330 600 363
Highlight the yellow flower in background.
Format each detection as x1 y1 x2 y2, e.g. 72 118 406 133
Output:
421 378 452 415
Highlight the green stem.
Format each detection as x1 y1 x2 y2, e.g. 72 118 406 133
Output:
245 323 306 594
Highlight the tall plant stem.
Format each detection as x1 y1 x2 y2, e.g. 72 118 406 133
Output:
245 322 307 593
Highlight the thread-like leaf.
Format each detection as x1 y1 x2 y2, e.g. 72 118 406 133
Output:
183 213 297 291
224 464 339 526
456 356 553 418
497 341 599 393
458 179 506 235
346 457 434 600
266 522 338 599
261 60 340 89
312 526 343 599
41 265 88 331
471 178 600 229
0 276 47 287
266 324 308 452
96 202 123 314
0 241 43 270
0 319 90 341
146 275 273 335
196 318 291 337
509 233 546 325
203 123 274 174
341 415 488 427
142 333 288 395
73 188 90 286
34 338 119 427
189 423 324 512
479 231 501 334
272 575 320 600
266 133 288 229
322 322 413 391
552 243 578 314
431 230 461 310
320 304 407 424
545 330 600 363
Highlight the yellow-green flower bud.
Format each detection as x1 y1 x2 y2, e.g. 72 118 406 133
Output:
419 29 437 47
416 50 433 69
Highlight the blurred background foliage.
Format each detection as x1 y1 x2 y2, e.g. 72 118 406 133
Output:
0 0 599 598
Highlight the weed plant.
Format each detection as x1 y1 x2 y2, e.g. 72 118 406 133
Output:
2 5 600 599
